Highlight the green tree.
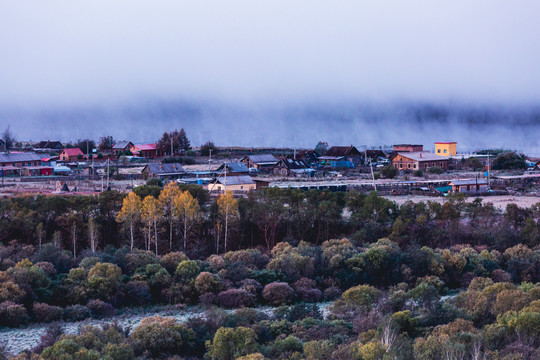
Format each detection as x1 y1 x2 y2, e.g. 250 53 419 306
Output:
206 326 258 360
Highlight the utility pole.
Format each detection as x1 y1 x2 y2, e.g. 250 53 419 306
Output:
224 161 227 193
170 137 174 157
209 149 213 171
487 152 491 187
106 158 110 190
370 160 377 191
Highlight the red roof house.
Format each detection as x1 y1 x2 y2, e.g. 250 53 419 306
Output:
59 148 84 161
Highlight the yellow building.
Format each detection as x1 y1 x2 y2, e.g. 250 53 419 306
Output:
434 142 457 157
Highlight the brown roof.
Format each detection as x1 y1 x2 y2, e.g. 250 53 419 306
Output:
325 146 361 157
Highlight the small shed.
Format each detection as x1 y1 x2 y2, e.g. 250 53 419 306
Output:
208 175 257 192
240 154 278 171
142 163 186 179
449 179 488 194
216 162 250 175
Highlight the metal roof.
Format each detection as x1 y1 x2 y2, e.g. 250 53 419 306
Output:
215 175 255 186
0 152 43 163
449 179 488 186
217 162 249 173
395 152 448 162
244 154 278 164
144 163 186 175
113 141 133 150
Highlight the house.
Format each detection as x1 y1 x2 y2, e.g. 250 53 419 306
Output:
273 158 314 177
449 179 488 194
0 139 6 152
390 152 449 171
59 148 85 161
216 162 250 175
393 144 424 152
20 166 53 176
435 142 457 157
142 163 186 179
319 145 361 167
295 149 319 165
240 154 279 171
112 141 134 157
0 152 43 168
363 150 388 164
208 175 257 192
131 144 162 159
34 141 64 152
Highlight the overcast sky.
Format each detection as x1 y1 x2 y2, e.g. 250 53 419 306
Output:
1 1 539 152
1 1 540 106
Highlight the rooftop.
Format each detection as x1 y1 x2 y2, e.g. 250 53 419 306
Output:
0 152 43 163
395 152 448 162
214 175 255 186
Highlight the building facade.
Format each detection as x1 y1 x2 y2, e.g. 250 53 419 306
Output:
434 142 457 156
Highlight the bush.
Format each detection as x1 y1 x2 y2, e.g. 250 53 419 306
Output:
64 304 91 321
380 165 398 179
263 282 296 305
125 281 151 306
342 285 382 307
160 252 188 274
195 272 221 294
175 260 200 281
199 292 217 306
0 301 28 327
413 170 424 177
427 166 444 174
217 289 255 308
33 303 63 323
324 286 342 300
293 278 322 302
131 316 195 357
86 299 114 318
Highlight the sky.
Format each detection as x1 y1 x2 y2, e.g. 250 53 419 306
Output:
1 1 540 150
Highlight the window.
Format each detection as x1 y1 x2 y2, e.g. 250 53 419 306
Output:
444 149 447 153
399 164 402 168
413 164 416 169
437 149 441 153
407 164 411 168
394 164 397 168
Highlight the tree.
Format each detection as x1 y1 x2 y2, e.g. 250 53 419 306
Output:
2 125 15 150
175 190 201 251
98 136 115 151
159 183 182 251
141 195 161 256
492 152 527 170
217 191 239 253
75 139 96 155
207 326 258 360
380 165 399 178
314 141 328 156
200 140 216 157
116 192 142 251
36 222 45 249
157 129 191 155
87 217 99 253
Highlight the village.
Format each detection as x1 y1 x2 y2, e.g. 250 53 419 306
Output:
1 134 539 205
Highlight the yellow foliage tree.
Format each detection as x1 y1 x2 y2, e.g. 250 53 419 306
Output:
174 190 201 251
159 182 182 251
217 191 239 254
116 192 142 250
141 195 162 255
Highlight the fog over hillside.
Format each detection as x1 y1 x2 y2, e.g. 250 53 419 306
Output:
1 101 539 155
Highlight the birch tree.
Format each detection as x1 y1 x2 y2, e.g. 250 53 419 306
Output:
117 192 142 250
174 190 200 251
217 191 239 253
88 217 99 253
158 182 181 251
141 195 161 256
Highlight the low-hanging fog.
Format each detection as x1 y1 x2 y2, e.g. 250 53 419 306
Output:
1 1 539 154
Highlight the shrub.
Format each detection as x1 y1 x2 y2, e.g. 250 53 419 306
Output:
293 278 322 302
342 285 382 307
87 299 114 318
160 252 188 274
324 286 342 300
33 303 63 323
0 301 28 327
217 289 255 308
175 260 200 281
200 292 216 306
125 280 152 306
64 304 91 321
34 262 57 276
380 165 398 179
131 316 195 357
263 282 296 305
207 326 258 360
240 279 263 296
427 166 444 174
195 272 221 294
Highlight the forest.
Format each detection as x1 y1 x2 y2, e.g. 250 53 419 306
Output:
0 182 539 359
